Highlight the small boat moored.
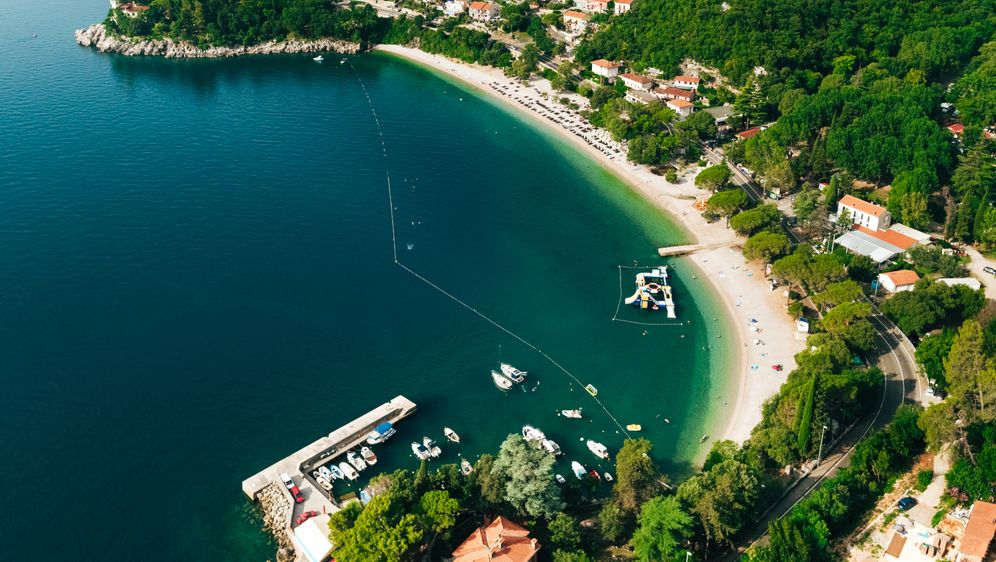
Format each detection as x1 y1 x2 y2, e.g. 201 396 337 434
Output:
522 425 546 442
555 474 566 484
328 464 345 480
571 461 586 479
587 440 610 460
366 422 396 445
561 409 582 419
361 446 378 466
589 469 601 480
585 384 598 396
412 442 431 460
313 55 324 62
339 461 359 481
423 436 442 458
500 362 527 383
444 427 460 443
604 472 614 482
315 476 333 491
460 458 473 476
626 424 642 432
318 466 333 481
347 451 367 471
492 370 514 390
541 438 562 456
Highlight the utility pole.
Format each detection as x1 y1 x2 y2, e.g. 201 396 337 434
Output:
817 424 829 465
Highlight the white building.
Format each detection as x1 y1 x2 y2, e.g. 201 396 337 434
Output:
672 75 701 90
563 10 592 35
838 194 891 231
614 0 632 14
590 58 620 79
444 0 467 16
468 1 498 21
938 277 983 290
585 0 609 12
666 99 694 119
619 73 653 91
878 270 920 293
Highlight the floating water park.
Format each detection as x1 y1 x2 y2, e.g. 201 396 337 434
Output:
623 266 676 318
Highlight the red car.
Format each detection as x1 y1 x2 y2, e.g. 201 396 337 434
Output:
771 364 784 372
296 511 319 525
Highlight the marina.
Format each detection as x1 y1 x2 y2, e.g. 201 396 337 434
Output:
241 395 417 545
624 266 677 318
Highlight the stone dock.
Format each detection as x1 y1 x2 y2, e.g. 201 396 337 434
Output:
242 395 418 554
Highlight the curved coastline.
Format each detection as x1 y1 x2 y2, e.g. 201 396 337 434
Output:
374 44 803 451
74 24 360 58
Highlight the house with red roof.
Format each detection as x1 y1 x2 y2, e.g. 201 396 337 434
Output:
838 194 891 231
666 99 694 119
673 75 701 90
958 501 996 562
563 10 591 35
655 86 695 103
614 0 633 14
468 1 498 21
735 127 763 141
948 123 965 138
452 516 541 562
590 58 620 79
619 73 653 91
878 270 920 293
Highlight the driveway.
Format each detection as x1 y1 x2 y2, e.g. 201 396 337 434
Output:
961 246 995 299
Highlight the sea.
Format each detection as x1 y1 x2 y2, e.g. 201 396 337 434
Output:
0 0 736 559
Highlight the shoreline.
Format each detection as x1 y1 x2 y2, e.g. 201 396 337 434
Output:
374 44 802 446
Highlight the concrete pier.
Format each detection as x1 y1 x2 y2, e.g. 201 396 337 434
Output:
241 395 418 539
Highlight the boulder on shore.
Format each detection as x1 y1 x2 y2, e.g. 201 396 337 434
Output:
74 24 361 58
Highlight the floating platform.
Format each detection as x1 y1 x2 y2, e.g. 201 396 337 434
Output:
624 266 676 318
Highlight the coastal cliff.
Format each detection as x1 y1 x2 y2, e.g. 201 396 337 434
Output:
74 24 361 58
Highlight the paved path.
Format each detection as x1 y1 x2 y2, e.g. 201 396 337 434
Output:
962 246 996 299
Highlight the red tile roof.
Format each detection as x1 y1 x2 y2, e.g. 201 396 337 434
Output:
452 517 540 562
948 123 965 135
840 194 888 218
468 1 491 9
667 99 694 108
591 58 618 68
674 75 701 84
655 86 694 100
855 226 918 250
961 501 996 560
735 127 762 140
119 2 149 12
881 269 921 287
620 73 652 84
616 0 633 4
564 10 591 19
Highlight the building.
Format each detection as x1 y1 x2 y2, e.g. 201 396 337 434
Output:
625 90 658 105
835 230 904 264
563 10 592 34
878 270 920 293
889 223 932 245
444 0 467 16
614 0 632 14
958 501 996 562
672 75 701 90
590 58 620 79
666 99 694 119
452 516 541 562
735 127 763 140
115 1 149 17
292 514 333 562
948 123 965 138
938 277 983 290
585 0 609 12
619 73 653 91
468 1 498 21
655 86 694 102
838 194 891 231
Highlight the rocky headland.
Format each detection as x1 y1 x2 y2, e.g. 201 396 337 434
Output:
74 24 361 58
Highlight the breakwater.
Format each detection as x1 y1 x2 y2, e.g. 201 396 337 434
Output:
74 24 361 58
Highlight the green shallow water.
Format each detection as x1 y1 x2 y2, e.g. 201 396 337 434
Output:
0 1 736 559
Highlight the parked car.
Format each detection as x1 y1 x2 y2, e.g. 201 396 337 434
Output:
897 497 917 511
296 511 319 525
984 266 996 276
280 472 305 504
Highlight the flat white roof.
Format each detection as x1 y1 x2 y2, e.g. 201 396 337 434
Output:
835 231 901 263
938 277 982 289
293 514 333 562
889 223 931 243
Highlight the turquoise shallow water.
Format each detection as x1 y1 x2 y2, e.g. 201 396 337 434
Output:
0 1 735 559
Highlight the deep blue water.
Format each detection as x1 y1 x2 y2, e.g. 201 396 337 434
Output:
0 1 735 559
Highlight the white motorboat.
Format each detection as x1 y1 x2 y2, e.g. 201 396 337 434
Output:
412 442 431 460
339 461 359 481
555 474 566 484
604 472 614 482
500 362 527 383
571 461 586 479
541 439 562 456
492 370 513 390
316 476 333 491
423 436 442 458
561 409 582 419
311 470 322 480
587 440 610 460
347 451 367 471
340 58 347 64
366 422 396 445
460 458 473 476
318 466 333 481
444 427 460 443
361 446 377 466
521 425 546 442
328 464 345 480
313 55 324 62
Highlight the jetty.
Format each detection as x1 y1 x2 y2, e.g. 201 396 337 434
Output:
624 266 676 318
242 395 417 554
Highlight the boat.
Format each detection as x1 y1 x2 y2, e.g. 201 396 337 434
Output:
412 442 431 460
626 424 642 432
585 384 598 396
541 438 562 456
318 466 333 481
586 440 610 459
328 464 345 480
340 58 347 65
700 435 709 444
366 422 396 445
571 461 586 479
500 362 527 383
604 472 614 482
347 451 367 471
460 458 473 476
423 436 442 458
555 474 566 484
492 370 514 390
561 409 582 419
361 446 378 466
444 427 460 443
521 425 546 442
589 469 601 480
313 55 324 62
338 461 359 481
311 470 322 480
359 488 373 504
315 476 333 491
